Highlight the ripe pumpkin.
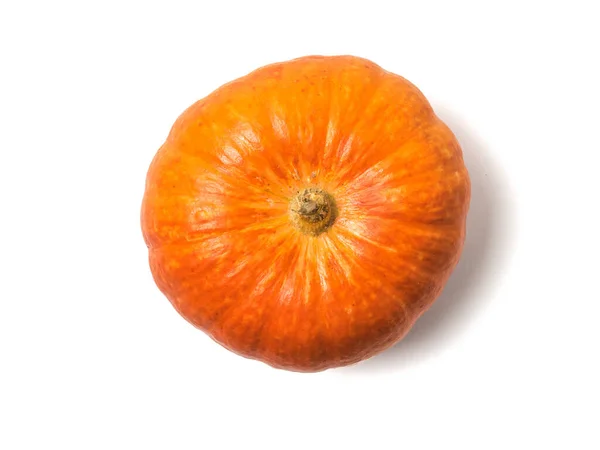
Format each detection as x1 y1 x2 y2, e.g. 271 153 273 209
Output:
141 55 471 372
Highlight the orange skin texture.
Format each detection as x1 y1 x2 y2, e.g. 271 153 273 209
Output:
141 56 471 372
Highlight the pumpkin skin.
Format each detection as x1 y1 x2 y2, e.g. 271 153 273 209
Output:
141 55 471 372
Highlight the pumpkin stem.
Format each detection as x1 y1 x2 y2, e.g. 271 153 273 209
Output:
289 188 337 236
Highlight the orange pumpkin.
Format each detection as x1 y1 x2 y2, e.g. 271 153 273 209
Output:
141 55 471 372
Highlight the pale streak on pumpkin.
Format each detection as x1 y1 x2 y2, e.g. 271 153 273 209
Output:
141 55 470 372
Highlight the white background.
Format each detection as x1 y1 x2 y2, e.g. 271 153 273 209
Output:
1 1 599 448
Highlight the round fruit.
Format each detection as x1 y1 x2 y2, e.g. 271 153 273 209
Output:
141 55 471 372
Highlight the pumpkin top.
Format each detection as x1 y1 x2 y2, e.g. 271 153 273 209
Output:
289 187 337 236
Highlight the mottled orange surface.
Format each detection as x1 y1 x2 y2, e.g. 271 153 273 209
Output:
141 55 471 372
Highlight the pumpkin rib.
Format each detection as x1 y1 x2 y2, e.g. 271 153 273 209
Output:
342 120 444 192
331 226 430 289
320 61 387 178
326 99 435 187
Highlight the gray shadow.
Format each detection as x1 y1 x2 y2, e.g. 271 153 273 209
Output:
341 105 513 373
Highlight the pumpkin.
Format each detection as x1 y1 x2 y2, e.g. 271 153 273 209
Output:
141 55 471 372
